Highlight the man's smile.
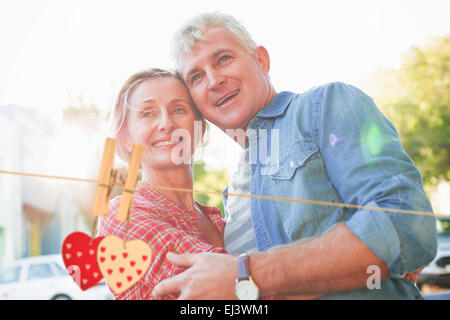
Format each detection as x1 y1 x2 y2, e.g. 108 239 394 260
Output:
215 89 240 107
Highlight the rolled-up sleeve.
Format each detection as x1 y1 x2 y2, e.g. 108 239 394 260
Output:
317 82 438 276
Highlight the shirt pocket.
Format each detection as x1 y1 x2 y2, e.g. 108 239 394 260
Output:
266 139 343 239
269 139 319 182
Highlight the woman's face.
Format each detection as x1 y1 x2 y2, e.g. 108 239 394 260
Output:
124 77 198 170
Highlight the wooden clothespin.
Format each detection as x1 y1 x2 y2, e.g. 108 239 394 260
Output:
92 138 117 217
117 144 145 222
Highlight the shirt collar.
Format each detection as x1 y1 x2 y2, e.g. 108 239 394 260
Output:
255 91 295 118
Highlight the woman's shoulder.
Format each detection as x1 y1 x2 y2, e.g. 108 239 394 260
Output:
195 202 225 230
107 192 167 220
196 202 222 217
98 193 166 235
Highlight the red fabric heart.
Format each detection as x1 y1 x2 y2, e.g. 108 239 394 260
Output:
62 232 104 291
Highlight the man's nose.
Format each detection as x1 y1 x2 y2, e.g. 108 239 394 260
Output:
207 70 225 90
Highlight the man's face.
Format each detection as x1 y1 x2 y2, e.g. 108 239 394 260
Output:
179 27 273 132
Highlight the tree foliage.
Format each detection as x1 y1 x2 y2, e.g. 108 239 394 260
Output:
366 36 450 190
194 162 229 217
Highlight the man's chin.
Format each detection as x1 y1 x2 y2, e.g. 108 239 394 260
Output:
216 121 251 147
216 120 248 132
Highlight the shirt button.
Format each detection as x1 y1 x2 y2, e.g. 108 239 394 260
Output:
290 161 294 168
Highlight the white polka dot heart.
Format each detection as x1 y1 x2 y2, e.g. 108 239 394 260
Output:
97 236 152 294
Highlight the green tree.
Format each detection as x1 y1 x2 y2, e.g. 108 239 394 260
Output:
366 36 450 191
194 162 229 217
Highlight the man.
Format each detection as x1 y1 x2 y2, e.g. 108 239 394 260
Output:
152 12 437 299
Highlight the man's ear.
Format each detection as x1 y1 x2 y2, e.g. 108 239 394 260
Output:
254 45 271 75
202 120 207 136
197 120 207 147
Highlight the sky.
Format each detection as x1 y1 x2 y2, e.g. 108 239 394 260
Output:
1 0 449 114
0 0 449 173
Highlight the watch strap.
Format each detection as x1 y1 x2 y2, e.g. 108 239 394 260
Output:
237 253 251 281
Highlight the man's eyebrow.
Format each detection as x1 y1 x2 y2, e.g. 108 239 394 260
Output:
184 66 200 81
184 48 232 80
212 48 230 58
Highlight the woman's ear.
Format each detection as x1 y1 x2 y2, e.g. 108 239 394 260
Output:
254 45 271 76
120 132 133 154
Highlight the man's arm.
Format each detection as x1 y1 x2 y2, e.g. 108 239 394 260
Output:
151 223 388 299
317 82 437 277
249 223 389 297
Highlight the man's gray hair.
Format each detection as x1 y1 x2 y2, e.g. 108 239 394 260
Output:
171 12 258 70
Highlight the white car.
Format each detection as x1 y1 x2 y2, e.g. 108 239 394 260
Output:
418 235 450 291
0 254 113 300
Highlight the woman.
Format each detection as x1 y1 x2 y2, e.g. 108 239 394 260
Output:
97 68 226 299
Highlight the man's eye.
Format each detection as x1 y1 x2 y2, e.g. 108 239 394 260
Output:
219 55 232 63
191 74 201 83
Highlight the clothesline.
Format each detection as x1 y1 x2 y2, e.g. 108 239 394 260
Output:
0 169 448 218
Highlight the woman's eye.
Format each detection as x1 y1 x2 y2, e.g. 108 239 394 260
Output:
141 111 154 119
174 108 186 115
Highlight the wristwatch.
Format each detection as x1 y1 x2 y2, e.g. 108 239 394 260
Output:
235 253 260 300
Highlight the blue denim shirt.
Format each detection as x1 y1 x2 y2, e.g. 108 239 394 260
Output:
223 82 438 299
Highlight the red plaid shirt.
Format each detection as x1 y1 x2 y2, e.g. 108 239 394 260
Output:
97 181 227 300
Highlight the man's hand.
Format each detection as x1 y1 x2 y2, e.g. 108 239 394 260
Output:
152 252 239 300
403 266 425 284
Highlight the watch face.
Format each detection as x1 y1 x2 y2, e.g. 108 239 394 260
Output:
235 280 259 300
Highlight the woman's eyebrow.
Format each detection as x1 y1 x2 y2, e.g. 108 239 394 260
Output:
135 98 156 108
169 98 190 106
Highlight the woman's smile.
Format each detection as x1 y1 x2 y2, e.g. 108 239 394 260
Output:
151 136 184 149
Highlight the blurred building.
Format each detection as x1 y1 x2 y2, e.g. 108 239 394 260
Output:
0 105 89 268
